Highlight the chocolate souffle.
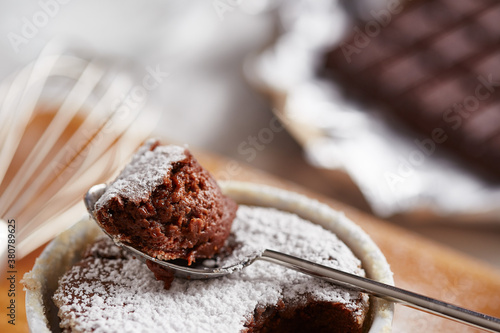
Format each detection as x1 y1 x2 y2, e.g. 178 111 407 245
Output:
51 140 371 332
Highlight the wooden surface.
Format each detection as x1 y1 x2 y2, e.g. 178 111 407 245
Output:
2 150 500 332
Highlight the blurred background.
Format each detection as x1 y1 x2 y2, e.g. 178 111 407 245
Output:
0 0 499 269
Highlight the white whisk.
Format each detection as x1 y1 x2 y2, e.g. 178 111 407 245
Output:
0 45 155 263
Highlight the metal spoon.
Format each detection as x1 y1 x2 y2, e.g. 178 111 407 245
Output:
85 184 500 333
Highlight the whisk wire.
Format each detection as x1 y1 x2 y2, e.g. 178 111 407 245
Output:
0 55 62 187
1 60 107 216
0 47 154 258
5 64 133 221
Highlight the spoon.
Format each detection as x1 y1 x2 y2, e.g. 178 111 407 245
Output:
85 184 500 333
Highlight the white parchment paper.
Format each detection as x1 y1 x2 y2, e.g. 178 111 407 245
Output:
252 0 500 221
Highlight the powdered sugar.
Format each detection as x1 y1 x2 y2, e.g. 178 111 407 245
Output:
95 139 186 209
54 205 368 333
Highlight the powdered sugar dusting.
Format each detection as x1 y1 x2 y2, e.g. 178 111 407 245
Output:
54 206 368 333
95 139 186 209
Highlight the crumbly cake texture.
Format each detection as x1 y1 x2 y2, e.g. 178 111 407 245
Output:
94 139 237 265
53 206 369 333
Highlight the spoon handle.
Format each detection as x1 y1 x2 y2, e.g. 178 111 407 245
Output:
260 249 500 333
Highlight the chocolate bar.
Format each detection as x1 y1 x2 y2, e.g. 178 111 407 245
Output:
323 0 500 177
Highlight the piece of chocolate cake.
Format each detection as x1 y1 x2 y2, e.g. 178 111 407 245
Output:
323 0 500 177
94 139 237 287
